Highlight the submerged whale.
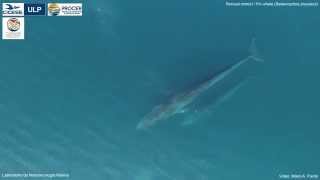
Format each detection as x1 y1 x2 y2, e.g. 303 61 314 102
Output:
136 39 263 130
180 77 251 126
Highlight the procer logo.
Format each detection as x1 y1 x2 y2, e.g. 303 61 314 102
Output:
25 4 46 16
2 17 25 39
2 3 24 16
48 3 82 16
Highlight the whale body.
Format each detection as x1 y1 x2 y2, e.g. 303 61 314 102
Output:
136 39 263 130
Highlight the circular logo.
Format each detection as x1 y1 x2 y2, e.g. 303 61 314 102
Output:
7 18 20 32
48 3 60 16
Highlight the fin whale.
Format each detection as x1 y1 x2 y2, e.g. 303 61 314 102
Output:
136 38 263 130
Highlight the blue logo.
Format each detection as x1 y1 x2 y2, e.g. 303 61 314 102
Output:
24 4 45 16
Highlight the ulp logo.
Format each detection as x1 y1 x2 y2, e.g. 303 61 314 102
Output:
25 4 46 16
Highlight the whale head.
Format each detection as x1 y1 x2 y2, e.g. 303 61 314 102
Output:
136 104 170 130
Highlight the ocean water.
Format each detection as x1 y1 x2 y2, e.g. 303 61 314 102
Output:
0 0 319 179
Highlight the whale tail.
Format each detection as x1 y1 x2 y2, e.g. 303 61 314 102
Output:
248 38 264 62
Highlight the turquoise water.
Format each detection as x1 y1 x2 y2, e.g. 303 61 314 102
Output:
0 0 319 179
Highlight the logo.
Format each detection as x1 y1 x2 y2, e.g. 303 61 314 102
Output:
2 17 25 40
47 3 60 16
2 3 24 16
48 3 82 16
7 18 20 31
1 3 84 40
25 4 46 16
